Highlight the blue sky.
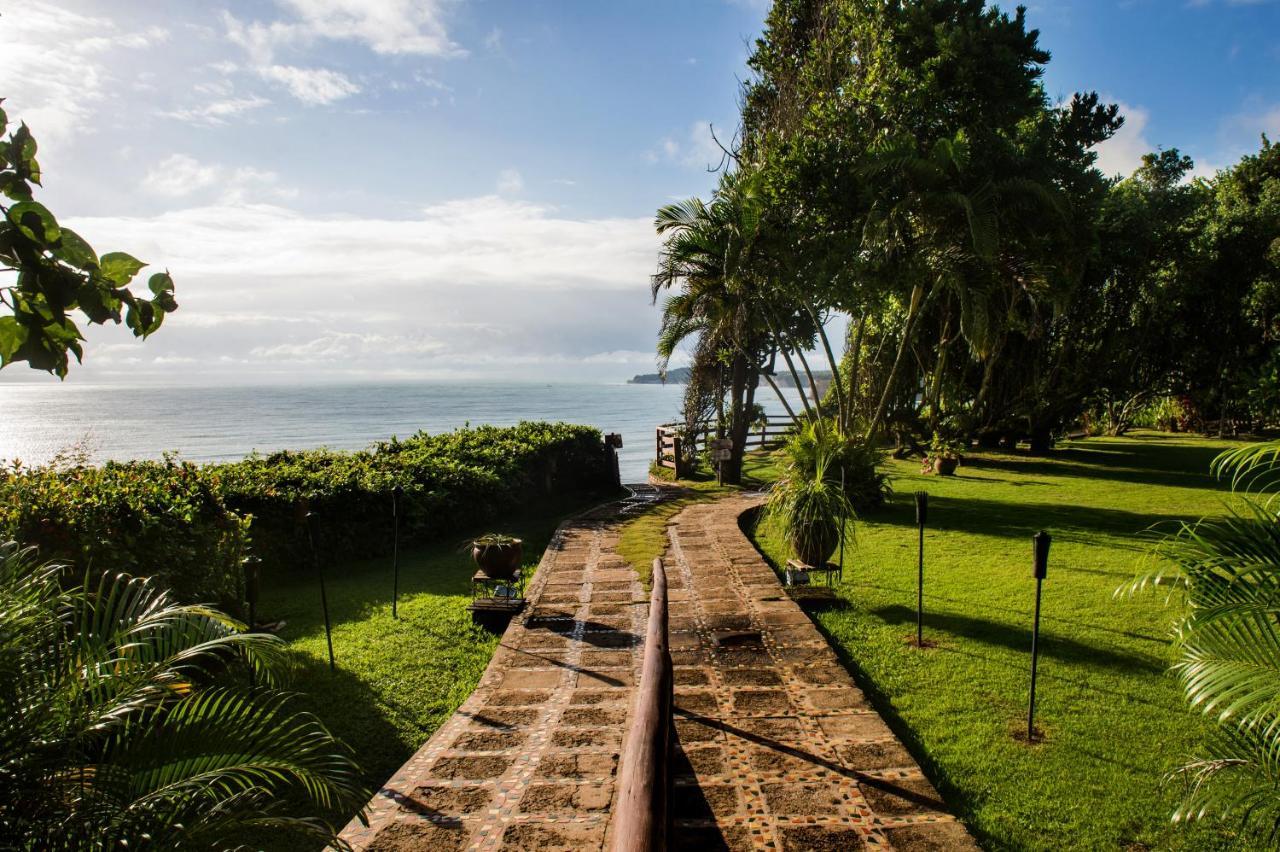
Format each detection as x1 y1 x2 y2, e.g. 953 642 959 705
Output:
0 0 1276 384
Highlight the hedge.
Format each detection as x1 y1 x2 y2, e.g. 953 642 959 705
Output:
0 422 608 609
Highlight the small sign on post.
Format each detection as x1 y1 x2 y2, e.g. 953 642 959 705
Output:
1027 530 1051 742
712 438 733 485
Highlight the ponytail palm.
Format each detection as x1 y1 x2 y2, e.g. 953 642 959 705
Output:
1134 441 1280 839
0 542 368 850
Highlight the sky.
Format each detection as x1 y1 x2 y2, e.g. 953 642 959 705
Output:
0 0 1277 386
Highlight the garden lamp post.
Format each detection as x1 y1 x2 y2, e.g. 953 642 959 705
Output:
307 511 336 671
1028 530 1051 741
915 491 928 648
392 485 403 620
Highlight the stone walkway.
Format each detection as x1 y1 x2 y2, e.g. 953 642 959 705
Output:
665 495 977 851
337 491 977 852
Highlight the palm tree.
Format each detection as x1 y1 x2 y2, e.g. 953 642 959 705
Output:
0 542 369 850
1129 441 1280 839
652 171 773 484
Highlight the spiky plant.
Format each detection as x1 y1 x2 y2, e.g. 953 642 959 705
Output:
764 437 855 567
1131 440 1280 839
0 542 369 850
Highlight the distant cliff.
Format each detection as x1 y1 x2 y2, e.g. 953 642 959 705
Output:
628 367 833 389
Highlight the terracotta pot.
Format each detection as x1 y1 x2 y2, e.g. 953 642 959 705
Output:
472 539 523 580
791 519 838 568
928 456 959 476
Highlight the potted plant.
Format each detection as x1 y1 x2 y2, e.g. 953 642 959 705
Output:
471 533 523 580
923 432 964 476
764 448 854 568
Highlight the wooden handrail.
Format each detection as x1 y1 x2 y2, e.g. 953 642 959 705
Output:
611 557 671 852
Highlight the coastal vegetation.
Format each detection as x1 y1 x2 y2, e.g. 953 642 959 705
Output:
0 422 609 612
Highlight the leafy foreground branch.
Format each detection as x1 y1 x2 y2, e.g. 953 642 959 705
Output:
1132 440 1280 840
0 542 369 850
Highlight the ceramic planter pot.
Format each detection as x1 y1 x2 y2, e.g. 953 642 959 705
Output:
472 538 523 580
791 519 838 568
932 456 959 476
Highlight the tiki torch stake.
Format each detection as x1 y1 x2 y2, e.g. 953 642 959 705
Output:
1028 530 1051 741
308 512 336 671
392 486 403 619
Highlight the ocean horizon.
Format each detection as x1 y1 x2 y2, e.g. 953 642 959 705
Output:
0 380 801 482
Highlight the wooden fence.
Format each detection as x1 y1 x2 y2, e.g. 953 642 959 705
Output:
654 416 795 477
610 558 671 852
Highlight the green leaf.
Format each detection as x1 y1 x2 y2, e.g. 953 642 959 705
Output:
53 227 99 271
7 200 60 246
0 171 32 201
148 271 174 295
100 251 147 285
77 280 121 324
0 315 28 364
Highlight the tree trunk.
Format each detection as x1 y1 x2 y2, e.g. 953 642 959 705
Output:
865 283 925 442
723 352 748 485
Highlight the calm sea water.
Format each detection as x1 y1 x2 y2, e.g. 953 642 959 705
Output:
0 382 799 482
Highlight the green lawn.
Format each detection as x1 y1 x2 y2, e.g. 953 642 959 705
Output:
255 490 611 833
750 433 1254 851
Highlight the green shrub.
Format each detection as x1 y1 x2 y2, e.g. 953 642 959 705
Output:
774 419 892 511
0 422 607 601
0 457 249 612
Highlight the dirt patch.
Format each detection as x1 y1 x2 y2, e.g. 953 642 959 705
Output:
674 718 721 743
748 745 822 775
518 783 574 811
430 755 511 780
673 691 718 715
595 580 631 590
760 782 849 815
401 785 492 815
486 690 551 707
672 745 725 777
570 689 619 706
834 741 914 771
535 752 617 780
732 690 792 715
883 821 977 851
778 825 868 851
560 707 626 727
804 688 867 711
451 729 523 751
721 667 782 686
365 819 468 851
673 667 710 686
736 717 803 741
469 709 537 729
670 824 750 851
509 653 566 669
500 821 605 851
715 647 773 667
670 783 738 819
793 665 847 686
552 727 618 748
859 776 945 816
580 650 630 668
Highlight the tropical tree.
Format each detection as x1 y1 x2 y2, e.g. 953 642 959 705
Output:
0 543 368 849
1128 442 1280 838
0 101 176 378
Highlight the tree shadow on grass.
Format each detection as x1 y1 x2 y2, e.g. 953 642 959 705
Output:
960 441 1227 492
870 604 1165 674
871 493 1190 546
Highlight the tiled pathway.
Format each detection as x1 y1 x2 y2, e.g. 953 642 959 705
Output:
665 495 978 851
338 501 647 851
338 491 978 851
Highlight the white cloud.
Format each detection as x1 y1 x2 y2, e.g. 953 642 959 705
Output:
260 64 360 104
1092 102 1153 178
0 3 166 153
483 27 503 51
143 154 220 197
647 120 727 170
225 1 464 62
142 155 296 202
54 195 659 378
160 95 271 126
497 168 524 194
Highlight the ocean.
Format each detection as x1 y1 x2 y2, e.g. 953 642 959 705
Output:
0 381 801 483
